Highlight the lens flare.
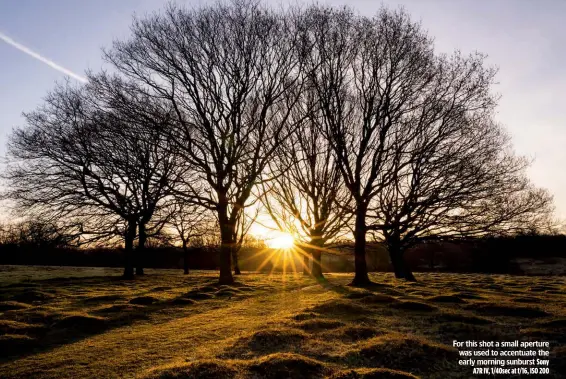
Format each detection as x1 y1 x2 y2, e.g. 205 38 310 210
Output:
266 233 295 249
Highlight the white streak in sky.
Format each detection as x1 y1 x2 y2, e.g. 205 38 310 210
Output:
0 31 87 83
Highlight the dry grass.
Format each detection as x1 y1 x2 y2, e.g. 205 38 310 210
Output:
0 266 564 378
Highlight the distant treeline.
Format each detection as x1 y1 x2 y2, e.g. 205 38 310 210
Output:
1 227 564 275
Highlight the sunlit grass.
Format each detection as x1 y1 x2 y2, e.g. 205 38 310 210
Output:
0 267 564 378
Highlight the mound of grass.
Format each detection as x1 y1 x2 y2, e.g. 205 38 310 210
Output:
0 319 46 335
144 360 238 379
433 312 493 325
295 319 345 332
391 301 437 312
149 286 173 292
325 326 386 342
364 294 398 304
346 334 457 373
94 304 144 314
214 289 237 298
292 312 319 321
0 300 32 311
8 308 60 324
344 292 373 300
82 294 124 303
248 353 328 379
310 299 369 316
427 295 466 304
53 313 107 333
470 303 549 318
512 296 543 303
12 290 55 303
183 292 214 301
170 298 197 306
330 367 419 379
228 328 307 356
454 292 484 300
130 296 158 305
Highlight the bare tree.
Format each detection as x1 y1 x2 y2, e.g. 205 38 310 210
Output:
3 76 180 279
366 97 554 280
105 0 306 284
300 6 438 285
261 95 352 280
167 201 215 275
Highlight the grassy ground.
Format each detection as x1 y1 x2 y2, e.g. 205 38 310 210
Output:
0 266 564 378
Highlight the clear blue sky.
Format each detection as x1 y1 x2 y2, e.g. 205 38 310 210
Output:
1 0 565 220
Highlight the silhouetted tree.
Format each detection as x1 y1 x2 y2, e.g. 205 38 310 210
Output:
262 92 352 280
299 6 439 285
4 76 180 279
167 202 215 275
106 0 307 284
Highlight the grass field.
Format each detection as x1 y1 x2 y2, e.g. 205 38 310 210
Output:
0 265 564 378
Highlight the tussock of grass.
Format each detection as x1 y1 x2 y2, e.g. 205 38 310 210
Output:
433 312 493 325
427 295 466 304
364 294 398 304
214 289 237 298
512 296 543 303
390 301 436 312
183 291 214 300
454 292 484 300
0 301 32 312
144 360 238 379
11 290 54 303
52 313 107 332
323 326 386 342
310 299 369 316
170 298 197 305
0 319 46 335
149 286 173 292
226 328 307 357
295 319 345 331
346 334 457 373
93 304 144 314
470 303 550 318
248 352 328 379
292 312 319 321
344 292 373 300
330 367 419 379
129 296 158 305
82 294 124 303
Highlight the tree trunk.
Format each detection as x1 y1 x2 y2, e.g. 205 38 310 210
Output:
401 254 416 281
388 240 417 282
233 246 241 275
311 249 324 280
183 241 189 275
136 222 146 275
351 204 371 286
123 219 136 279
303 254 310 275
218 202 234 285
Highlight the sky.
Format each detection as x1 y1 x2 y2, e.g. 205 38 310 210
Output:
1 0 565 228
